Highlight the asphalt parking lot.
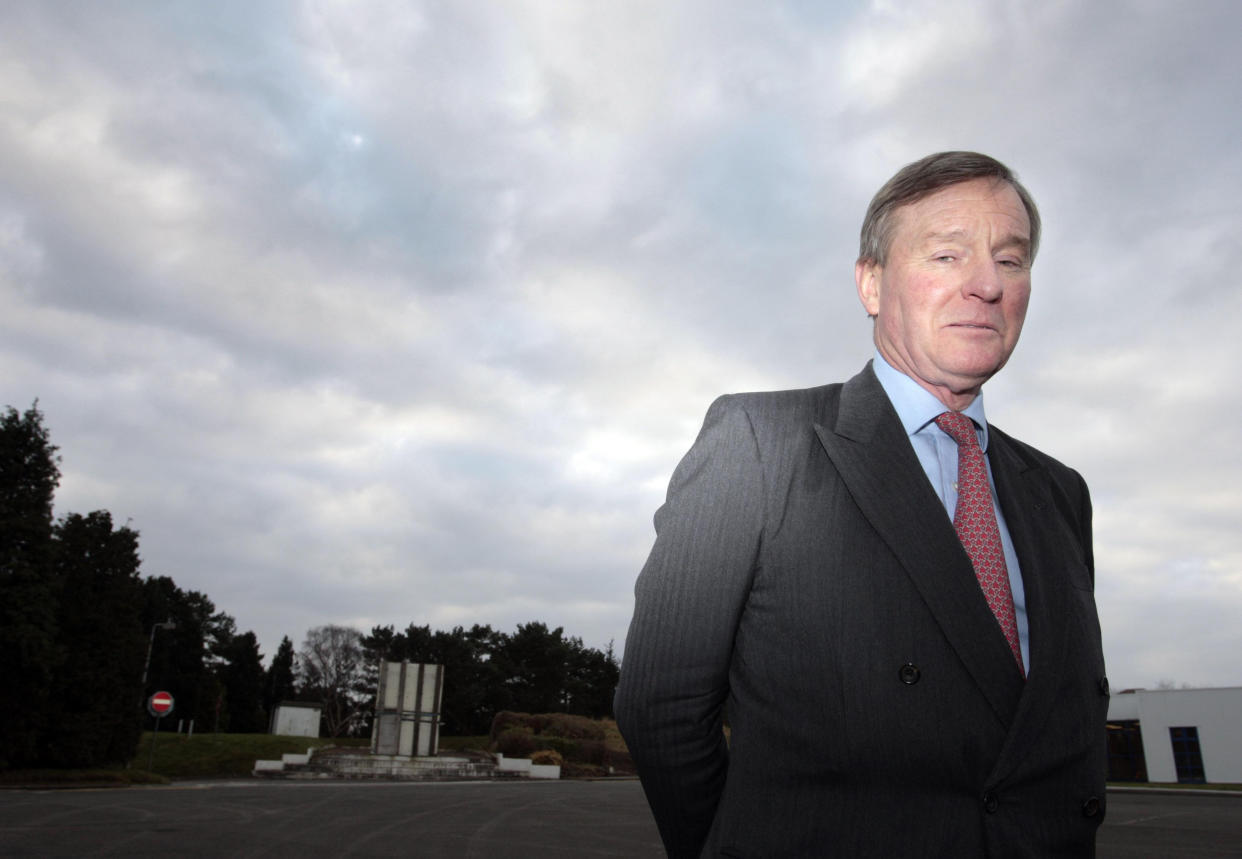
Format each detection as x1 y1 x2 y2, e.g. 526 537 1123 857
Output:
0 780 1239 857
1097 788 1242 858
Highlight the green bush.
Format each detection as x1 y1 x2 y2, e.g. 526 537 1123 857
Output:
485 712 635 775
495 726 536 758
488 711 526 743
533 736 580 759
577 739 609 766
488 710 605 743
541 712 605 740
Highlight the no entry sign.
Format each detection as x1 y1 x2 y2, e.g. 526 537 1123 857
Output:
148 691 175 718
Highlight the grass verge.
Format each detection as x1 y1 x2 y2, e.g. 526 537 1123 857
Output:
437 735 491 753
132 732 369 779
0 768 169 788
4 719 635 786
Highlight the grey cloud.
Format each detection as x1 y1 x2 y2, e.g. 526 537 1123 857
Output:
2 1 1240 688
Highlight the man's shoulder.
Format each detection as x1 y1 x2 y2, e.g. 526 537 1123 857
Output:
716 382 844 411
703 363 884 429
988 423 1084 486
706 382 847 432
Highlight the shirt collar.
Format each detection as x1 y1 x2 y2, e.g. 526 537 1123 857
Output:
871 350 991 451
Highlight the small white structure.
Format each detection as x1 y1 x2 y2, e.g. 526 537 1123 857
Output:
495 753 561 780
371 661 443 757
1108 687 1242 784
270 702 322 738
253 749 315 774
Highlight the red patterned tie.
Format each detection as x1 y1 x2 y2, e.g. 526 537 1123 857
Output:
934 411 1025 676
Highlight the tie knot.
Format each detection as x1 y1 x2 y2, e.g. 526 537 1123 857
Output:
934 411 979 447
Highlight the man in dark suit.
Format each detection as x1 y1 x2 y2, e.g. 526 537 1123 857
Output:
615 152 1108 858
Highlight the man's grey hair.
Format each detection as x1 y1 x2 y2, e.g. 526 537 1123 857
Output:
858 151 1041 266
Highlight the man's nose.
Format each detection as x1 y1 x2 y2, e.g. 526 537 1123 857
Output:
963 258 1005 301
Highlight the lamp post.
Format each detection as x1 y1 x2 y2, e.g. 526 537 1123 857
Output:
140 619 176 709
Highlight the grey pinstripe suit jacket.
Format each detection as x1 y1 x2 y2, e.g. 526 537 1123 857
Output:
615 363 1108 858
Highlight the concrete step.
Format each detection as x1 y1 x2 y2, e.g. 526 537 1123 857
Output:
254 748 558 780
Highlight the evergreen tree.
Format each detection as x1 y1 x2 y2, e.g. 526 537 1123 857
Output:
401 623 435 661
264 635 297 718
564 638 621 718
141 577 209 728
358 624 406 713
46 512 146 766
139 580 244 732
220 631 266 733
0 403 61 767
197 670 228 733
496 622 571 715
361 623 509 735
433 624 506 735
358 621 622 734
195 600 237 731
360 625 405 664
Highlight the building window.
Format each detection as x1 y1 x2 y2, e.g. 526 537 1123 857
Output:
1107 720 1147 782
1169 726 1205 784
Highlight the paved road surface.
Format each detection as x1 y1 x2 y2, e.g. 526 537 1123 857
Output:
1 779 1239 857
1099 790 1242 858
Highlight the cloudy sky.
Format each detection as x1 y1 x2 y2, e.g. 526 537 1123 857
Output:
2 0 1239 690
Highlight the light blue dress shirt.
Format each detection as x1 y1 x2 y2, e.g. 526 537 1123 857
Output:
871 352 1031 670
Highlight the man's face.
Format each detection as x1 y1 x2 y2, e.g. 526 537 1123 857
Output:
855 178 1032 410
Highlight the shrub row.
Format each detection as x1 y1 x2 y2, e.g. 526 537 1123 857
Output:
489 711 632 774
489 711 606 743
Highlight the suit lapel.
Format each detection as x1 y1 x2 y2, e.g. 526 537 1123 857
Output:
985 429 1075 779
812 365 1024 727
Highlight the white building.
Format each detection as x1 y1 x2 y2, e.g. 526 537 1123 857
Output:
1107 687 1242 784
270 702 322 738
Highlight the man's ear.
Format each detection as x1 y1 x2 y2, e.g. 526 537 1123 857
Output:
855 259 881 317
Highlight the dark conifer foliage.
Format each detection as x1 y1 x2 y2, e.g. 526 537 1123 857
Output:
46 511 146 767
0 403 279 767
140 577 214 729
359 621 620 736
0 403 62 767
264 635 297 717
220 631 267 733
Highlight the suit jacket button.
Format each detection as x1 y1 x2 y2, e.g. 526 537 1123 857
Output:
1082 796 1101 818
982 791 999 814
1099 676 1110 696
898 663 921 685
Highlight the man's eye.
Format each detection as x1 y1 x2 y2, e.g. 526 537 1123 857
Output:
935 254 955 262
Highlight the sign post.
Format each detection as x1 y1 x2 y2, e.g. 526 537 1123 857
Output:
147 691 175 772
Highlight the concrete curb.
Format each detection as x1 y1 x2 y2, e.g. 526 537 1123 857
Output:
1108 785 1242 797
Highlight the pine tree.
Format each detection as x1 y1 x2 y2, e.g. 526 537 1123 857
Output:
47 512 145 766
496 622 571 715
141 577 209 729
264 635 297 719
0 404 62 767
220 631 266 733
